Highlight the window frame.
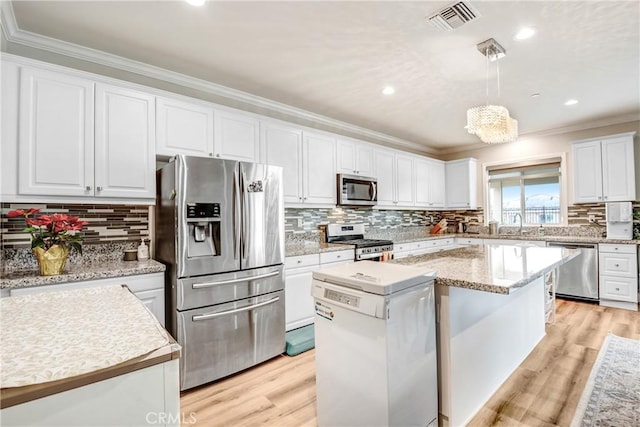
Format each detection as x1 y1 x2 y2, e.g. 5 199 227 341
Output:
483 153 568 226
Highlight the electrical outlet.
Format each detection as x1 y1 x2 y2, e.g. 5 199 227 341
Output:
588 214 597 223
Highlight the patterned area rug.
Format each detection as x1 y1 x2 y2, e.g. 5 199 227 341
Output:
571 333 640 427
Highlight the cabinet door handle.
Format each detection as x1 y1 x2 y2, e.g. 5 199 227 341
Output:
598 196 602 200
297 260 302 264
615 287 620 291
216 154 220 158
303 197 307 200
208 152 213 157
85 185 92 191
615 263 620 267
604 196 608 199
96 186 103 191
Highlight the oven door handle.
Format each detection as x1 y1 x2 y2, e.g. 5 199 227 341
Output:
192 296 280 322
358 251 392 260
192 271 280 289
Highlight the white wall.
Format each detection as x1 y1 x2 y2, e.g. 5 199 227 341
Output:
438 121 640 208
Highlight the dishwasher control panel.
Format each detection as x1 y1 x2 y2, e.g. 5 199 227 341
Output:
324 289 360 307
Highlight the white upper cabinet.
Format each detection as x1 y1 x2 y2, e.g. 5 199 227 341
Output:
16 67 155 202
94 84 155 199
336 138 374 177
261 122 335 206
373 148 396 206
415 157 445 209
213 109 260 162
18 67 95 197
395 153 415 207
373 148 416 208
573 132 637 203
445 158 477 209
261 121 304 204
303 131 337 205
156 96 214 158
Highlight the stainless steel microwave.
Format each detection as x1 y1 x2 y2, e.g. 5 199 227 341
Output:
337 174 377 206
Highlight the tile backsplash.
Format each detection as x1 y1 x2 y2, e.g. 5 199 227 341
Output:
1 203 150 249
285 203 640 237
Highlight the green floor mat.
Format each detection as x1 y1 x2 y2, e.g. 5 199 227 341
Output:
285 324 315 356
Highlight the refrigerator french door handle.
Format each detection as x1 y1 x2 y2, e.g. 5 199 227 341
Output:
191 271 280 289
192 296 280 322
233 167 241 260
241 169 247 261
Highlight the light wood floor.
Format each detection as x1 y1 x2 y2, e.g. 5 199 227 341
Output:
180 300 640 427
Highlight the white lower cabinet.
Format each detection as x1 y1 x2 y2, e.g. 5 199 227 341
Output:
599 243 638 311
9 272 166 325
284 249 353 331
393 238 455 259
455 237 484 246
284 254 318 332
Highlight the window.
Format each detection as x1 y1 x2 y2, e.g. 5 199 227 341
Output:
487 161 562 225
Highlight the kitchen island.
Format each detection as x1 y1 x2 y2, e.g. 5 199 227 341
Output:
392 244 579 427
0 285 181 426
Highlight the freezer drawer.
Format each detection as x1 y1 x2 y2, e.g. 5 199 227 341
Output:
177 290 285 390
176 265 284 311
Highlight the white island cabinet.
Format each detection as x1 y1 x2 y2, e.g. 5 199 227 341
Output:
0 286 180 427
392 244 578 426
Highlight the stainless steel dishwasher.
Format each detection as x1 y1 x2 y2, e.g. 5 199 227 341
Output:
546 242 598 301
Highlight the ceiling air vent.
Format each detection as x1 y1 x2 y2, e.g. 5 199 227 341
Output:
427 1 481 32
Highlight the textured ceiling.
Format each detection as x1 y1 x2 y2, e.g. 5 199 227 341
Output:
6 1 640 150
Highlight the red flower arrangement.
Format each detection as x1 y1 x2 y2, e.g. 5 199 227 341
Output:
7 208 89 253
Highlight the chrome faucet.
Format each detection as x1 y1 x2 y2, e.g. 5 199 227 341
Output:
514 213 523 234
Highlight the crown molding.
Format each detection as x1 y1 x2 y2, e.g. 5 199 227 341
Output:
435 113 640 156
0 2 437 156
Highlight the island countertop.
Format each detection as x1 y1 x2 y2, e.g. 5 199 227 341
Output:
0 285 180 409
391 244 579 294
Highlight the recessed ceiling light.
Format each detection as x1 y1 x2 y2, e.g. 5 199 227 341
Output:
185 0 205 6
382 86 395 95
514 27 535 40
564 99 579 106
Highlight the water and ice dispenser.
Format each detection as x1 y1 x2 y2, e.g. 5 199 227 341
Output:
186 202 221 258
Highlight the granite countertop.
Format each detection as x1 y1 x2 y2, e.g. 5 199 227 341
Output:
458 233 640 245
0 259 166 290
391 244 580 295
285 242 355 257
0 285 180 408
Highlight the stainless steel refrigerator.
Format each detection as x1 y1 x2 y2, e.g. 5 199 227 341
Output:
156 155 285 390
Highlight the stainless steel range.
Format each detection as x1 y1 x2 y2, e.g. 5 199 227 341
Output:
156 155 285 390
326 224 393 261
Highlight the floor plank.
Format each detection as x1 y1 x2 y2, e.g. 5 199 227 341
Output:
180 299 639 426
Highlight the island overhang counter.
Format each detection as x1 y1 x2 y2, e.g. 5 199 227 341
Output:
391 244 579 427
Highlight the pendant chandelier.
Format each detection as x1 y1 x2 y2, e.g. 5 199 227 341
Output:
466 38 518 144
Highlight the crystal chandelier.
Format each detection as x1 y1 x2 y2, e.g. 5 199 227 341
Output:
466 38 518 144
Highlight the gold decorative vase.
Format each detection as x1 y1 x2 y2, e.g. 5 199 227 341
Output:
33 245 69 276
